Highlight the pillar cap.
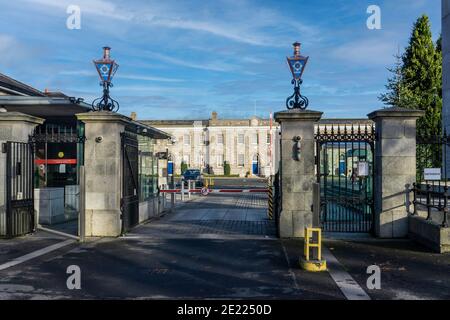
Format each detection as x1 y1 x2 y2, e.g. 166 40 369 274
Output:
76 110 132 124
0 111 44 124
368 107 425 120
274 109 323 122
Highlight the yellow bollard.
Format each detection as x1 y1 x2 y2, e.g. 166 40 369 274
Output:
267 180 274 220
299 227 327 272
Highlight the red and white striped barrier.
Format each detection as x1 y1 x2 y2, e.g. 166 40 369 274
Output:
160 188 268 195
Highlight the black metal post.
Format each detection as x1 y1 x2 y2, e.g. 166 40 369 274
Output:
426 184 432 220
443 186 448 227
412 183 417 215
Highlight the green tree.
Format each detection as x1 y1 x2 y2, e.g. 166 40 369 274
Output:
224 161 231 176
379 15 442 181
180 161 188 174
401 15 441 137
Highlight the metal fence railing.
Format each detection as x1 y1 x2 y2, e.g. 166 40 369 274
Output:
410 183 449 227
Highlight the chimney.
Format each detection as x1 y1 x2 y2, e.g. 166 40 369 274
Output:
211 111 218 121
130 112 137 121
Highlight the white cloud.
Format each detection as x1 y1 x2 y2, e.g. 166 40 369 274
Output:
59 69 184 82
20 0 319 47
331 36 398 67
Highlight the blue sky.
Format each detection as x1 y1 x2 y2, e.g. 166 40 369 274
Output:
0 0 441 120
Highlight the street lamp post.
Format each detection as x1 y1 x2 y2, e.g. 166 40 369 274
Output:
92 46 120 112
286 42 309 110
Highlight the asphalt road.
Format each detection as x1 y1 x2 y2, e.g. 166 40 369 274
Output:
0 192 342 299
1 191 449 300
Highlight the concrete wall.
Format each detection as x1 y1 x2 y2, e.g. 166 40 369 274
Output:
76 112 129 237
369 107 423 238
409 215 450 253
138 195 167 223
274 109 322 238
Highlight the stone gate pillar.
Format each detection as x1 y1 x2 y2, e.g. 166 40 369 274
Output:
76 111 132 237
274 109 323 238
368 107 424 238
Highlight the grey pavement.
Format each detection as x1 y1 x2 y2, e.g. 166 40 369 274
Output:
0 190 449 300
0 192 343 299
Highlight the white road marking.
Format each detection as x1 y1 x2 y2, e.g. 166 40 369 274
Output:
0 240 75 271
322 247 371 300
281 242 300 290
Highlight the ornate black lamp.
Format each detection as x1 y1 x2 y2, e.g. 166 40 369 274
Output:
92 46 120 112
286 42 309 110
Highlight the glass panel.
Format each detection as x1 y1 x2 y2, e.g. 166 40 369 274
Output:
138 135 158 202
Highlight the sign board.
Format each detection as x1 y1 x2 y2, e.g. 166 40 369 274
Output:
357 161 369 177
424 168 441 181
168 161 174 176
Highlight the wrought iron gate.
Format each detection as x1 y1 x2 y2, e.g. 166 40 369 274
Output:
1 141 35 238
315 123 375 233
121 131 139 234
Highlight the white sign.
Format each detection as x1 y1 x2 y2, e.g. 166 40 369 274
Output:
59 164 66 173
357 161 369 177
424 168 441 181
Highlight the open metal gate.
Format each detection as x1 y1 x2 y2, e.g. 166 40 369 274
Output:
121 131 139 234
315 123 375 233
1 141 35 238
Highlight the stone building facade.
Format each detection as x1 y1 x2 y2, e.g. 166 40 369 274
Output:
142 112 280 177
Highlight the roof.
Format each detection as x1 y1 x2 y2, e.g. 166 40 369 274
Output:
0 73 46 96
0 96 91 118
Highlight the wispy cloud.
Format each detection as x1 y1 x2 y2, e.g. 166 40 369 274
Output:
59 69 184 82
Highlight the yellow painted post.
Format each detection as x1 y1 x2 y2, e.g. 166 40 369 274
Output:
267 179 274 220
300 227 327 272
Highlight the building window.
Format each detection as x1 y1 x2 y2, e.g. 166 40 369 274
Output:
238 154 245 166
217 133 224 144
200 133 206 145
252 133 258 144
183 154 190 166
184 134 191 145
266 133 271 144
238 133 244 144
217 154 224 167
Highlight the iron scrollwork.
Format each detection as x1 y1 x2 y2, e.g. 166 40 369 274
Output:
92 82 120 112
286 79 309 110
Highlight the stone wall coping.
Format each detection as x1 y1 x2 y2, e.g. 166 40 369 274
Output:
0 111 44 124
76 111 132 124
274 109 323 122
368 107 425 120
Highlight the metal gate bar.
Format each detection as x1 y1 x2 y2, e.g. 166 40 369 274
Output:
315 123 375 233
2 141 35 238
121 131 139 234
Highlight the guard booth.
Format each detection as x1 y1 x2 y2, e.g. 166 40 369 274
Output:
0 96 91 238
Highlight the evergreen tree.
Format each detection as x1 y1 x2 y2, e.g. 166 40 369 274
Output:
378 51 409 108
379 15 442 180
401 15 441 137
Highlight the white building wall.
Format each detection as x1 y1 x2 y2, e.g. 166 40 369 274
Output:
154 123 279 177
